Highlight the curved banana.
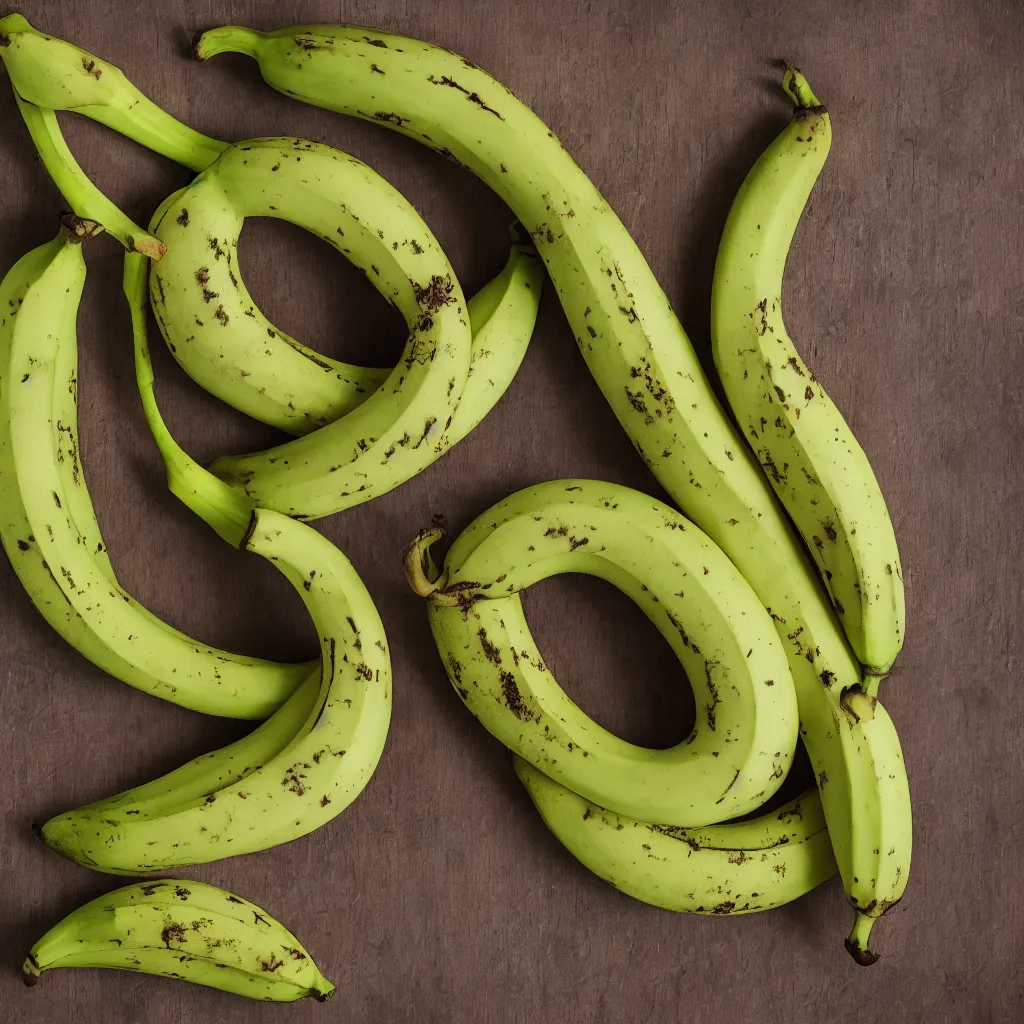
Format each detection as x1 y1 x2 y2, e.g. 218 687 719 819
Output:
149 140 542 441
23 879 334 1002
408 480 799 826
201 27 910 957
0 229 312 718
148 136 458 438
12 95 165 259
0 13 226 171
711 68 904 681
516 758 836 913
37 254 392 873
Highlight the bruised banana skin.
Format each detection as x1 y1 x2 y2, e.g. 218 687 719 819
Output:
198 26 911 958
23 879 334 1002
515 759 837 914
711 68 904 680
0 231 312 718
0 14 226 171
37 254 392 873
413 480 800 827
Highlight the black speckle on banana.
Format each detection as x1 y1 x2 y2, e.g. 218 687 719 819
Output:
23 879 334 1002
37 256 392 873
411 480 800 827
0 232 312 718
711 65 905 679
516 758 837 914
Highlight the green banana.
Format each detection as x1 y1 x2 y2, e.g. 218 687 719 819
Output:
407 480 800 826
11 94 165 259
711 67 904 681
200 26 910 957
516 758 836 914
148 139 543 444
24 879 334 1002
0 229 312 717
36 253 392 873
0 13 226 171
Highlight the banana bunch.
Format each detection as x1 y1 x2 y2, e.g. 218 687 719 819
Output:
0 7 912 989
24 879 334 1002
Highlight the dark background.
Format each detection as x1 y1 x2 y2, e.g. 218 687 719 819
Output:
1 0 1021 1021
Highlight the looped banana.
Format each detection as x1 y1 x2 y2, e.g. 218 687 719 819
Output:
147 136 543 519
148 137 442 435
408 480 800 827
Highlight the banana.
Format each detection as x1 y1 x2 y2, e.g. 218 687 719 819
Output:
148 135 459 438
407 480 799 826
36 253 392 873
201 27 910 957
0 229 313 717
149 141 543 442
515 758 836 913
711 68 904 681
11 95 165 259
23 878 334 1002
0 14 226 172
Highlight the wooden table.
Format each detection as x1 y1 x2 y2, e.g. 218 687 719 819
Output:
0 0 1019 1020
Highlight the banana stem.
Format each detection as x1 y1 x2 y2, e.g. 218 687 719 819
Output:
194 26 265 61
123 252 254 548
781 64 823 109
404 528 446 597
862 673 886 698
844 910 880 966
14 95 167 259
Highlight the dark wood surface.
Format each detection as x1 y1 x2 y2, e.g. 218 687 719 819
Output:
1 0 1020 1020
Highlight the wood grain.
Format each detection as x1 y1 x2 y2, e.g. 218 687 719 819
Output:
0 0 1021 1020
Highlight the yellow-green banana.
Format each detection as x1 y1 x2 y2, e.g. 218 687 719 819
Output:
0 14 226 171
24 879 334 1002
516 759 836 914
36 253 392 873
408 480 800 826
0 229 312 718
201 26 910 957
712 67 904 681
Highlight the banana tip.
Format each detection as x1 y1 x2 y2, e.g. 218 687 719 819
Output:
22 953 41 985
844 937 880 966
30 821 44 842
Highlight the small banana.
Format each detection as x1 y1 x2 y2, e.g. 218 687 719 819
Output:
407 480 800 826
515 758 836 913
23 879 334 1002
711 67 904 681
0 229 312 718
37 254 392 873
0 13 226 171
202 27 911 957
